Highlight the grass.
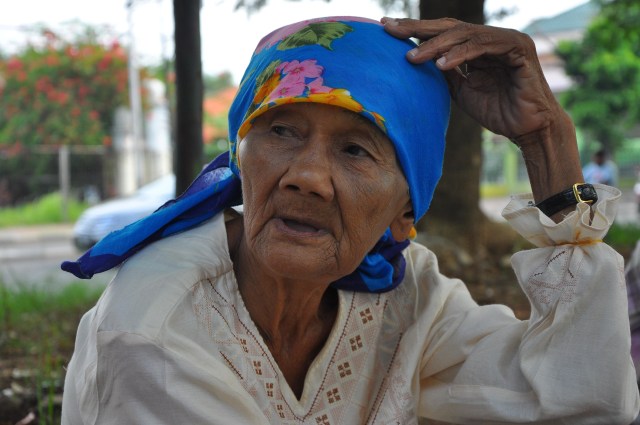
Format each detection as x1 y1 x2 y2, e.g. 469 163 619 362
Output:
0 192 88 228
605 222 640 259
0 281 105 424
605 223 640 247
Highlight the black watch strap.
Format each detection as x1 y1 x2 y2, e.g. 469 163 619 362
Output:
535 183 598 217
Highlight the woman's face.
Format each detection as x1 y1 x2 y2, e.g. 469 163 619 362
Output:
238 103 412 283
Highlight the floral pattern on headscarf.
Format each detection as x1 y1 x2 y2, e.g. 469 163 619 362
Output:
238 55 386 142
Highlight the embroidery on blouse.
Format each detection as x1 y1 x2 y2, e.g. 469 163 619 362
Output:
191 275 418 424
525 247 581 305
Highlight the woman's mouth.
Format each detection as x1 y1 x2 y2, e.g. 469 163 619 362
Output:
282 218 321 233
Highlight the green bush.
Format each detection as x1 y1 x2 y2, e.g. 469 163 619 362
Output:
0 192 87 227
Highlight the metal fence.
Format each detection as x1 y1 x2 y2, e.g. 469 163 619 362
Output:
0 145 108 206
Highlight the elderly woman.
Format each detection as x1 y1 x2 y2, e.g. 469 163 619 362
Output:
61 16 639 424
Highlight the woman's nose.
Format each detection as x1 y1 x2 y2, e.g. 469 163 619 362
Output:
279 144 335 201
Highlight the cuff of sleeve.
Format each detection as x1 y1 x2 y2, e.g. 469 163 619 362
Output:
501 184 621 247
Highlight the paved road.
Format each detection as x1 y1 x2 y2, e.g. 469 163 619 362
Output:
0 224 113 291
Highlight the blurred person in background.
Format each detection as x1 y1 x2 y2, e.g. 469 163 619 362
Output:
583 148 618 186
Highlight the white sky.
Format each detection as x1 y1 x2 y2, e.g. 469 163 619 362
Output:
0 0 588 84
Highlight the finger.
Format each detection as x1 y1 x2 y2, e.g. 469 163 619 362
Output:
382 18 488 65
382 16 540 86
412 27 534 72
381 17 462 40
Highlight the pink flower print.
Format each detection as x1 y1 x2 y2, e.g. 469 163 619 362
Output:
280 60 323 81
308 77 331 94
267 75 306 102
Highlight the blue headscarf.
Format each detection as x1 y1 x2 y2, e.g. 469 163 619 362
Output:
62 16 450 293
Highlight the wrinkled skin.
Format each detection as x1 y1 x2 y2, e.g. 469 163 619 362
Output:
236 103 412 285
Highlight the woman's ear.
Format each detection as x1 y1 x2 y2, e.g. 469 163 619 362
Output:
389 201 415 242
236 139 244 170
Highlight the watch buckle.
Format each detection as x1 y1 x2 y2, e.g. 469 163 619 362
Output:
573 183 594 204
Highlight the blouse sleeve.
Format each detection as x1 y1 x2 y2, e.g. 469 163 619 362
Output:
418 185 640 424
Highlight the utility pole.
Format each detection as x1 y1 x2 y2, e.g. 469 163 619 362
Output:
127 0 146 188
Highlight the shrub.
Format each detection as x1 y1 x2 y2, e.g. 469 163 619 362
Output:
0 26 140 148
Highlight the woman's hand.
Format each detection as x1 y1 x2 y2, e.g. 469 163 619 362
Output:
382 17 586 218
382 17 560 141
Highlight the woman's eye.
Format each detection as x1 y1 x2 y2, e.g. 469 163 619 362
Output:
271 125 294 137
344 144 370 158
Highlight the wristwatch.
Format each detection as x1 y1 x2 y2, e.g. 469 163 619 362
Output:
535 183 598 217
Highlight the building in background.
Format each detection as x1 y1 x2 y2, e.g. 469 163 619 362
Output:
111 78 172 197
521 1 598 94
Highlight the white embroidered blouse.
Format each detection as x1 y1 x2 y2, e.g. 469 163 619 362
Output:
62 185 640 424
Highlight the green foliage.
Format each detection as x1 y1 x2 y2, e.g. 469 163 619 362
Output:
556 0 640 151
0 192 88 227
603 221 640 262
0 281 104 325
604 222 640 255
204 71 234 95
0 26 144 148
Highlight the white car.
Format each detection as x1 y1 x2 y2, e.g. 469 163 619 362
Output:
72 174 176 251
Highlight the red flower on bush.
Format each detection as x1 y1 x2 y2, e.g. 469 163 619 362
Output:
6 58 22 71
0 26 148 148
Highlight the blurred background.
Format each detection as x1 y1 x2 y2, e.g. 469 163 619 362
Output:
1 0 639 423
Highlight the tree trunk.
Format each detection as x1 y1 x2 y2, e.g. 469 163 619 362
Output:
415 0 514 294
419 0 484 24
417 0 485 246
173 0 204 195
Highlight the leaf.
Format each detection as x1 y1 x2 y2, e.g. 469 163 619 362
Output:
277 22 354 51
254 60 281 90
